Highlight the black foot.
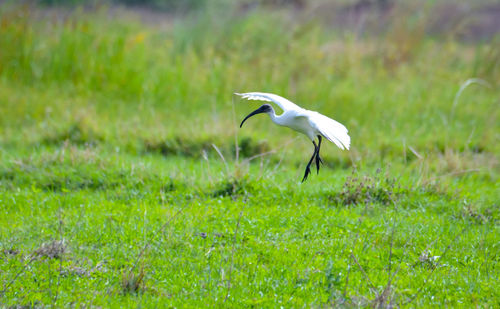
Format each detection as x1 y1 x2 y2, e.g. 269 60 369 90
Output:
315 154 323 174
302 165 312 182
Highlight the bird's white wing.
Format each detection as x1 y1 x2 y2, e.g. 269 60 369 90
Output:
234 92 303 113
307 111 350 150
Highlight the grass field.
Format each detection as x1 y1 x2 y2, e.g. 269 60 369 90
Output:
0 1 499 307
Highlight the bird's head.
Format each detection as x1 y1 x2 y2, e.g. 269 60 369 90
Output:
240 104 273 128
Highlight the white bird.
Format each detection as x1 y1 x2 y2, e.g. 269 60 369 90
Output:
236 92 350 182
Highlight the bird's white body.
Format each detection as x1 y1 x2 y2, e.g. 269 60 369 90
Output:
236 92 350 150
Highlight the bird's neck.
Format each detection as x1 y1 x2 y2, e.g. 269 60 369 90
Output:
268 112 284 126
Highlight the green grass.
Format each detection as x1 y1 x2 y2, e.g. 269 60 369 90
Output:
0 2 499 307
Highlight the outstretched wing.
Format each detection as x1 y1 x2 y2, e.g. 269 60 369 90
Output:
308 111 350 150
234 92 303 113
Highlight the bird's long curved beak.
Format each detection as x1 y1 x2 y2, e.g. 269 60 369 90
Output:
240 106 268 128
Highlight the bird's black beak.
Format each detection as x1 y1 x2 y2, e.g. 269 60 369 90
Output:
240 105 268 128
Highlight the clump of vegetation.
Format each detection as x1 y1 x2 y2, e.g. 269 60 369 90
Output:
330 169 400 206
41 123 103 147
35 240 67 259
235 137 270 158
211 177 254 198
2 248 19 257
143 136 270 159
460 202 498 225
143 137 215 158
121 267 146 294
415 249 441 270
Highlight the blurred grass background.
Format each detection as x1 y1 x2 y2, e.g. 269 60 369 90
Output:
1 0 498 171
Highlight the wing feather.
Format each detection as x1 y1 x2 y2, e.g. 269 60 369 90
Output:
234 92 303 112
308 111 350 150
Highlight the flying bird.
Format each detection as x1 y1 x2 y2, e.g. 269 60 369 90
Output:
236 92 350 182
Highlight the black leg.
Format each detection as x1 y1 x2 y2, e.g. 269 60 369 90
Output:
302 141 318 182
315 135 323 174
